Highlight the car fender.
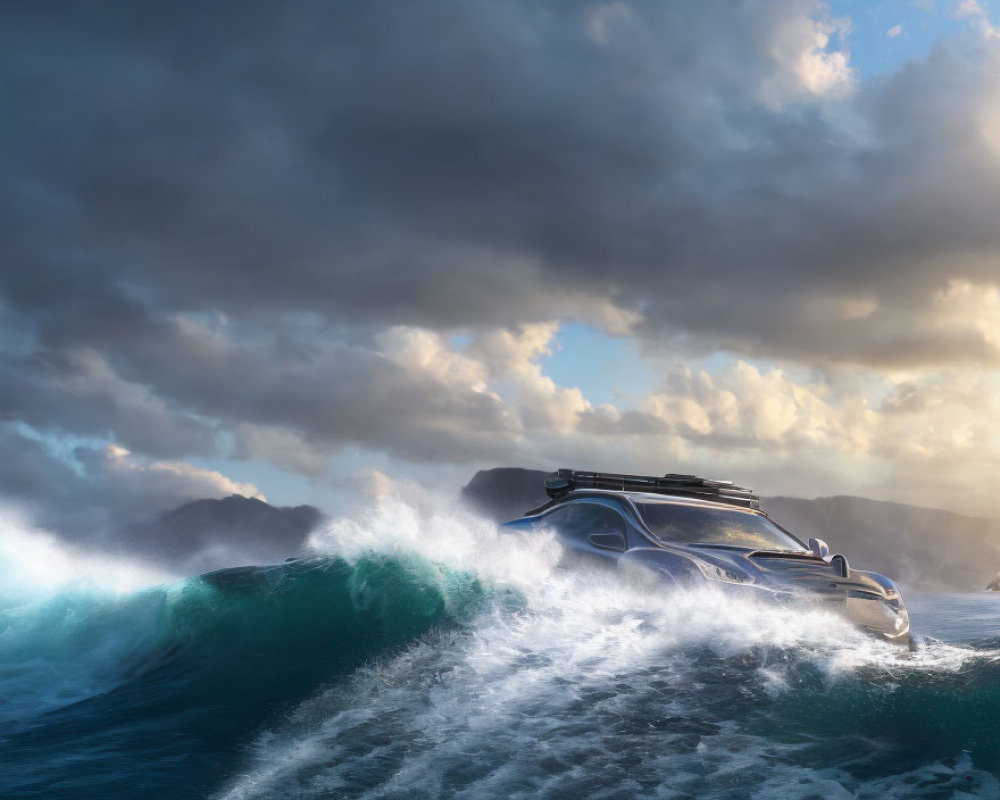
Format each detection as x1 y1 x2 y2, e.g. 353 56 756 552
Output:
617 547 703 588
852 569 900 594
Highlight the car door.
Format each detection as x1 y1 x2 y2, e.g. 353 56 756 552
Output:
542 500 628 568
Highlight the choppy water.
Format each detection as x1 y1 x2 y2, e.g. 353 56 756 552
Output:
2 500 1000 799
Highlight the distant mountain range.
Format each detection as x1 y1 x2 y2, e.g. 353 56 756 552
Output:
462 467 1000 592
120 495 322 573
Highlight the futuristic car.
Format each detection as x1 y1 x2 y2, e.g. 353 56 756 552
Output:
502 469 911 644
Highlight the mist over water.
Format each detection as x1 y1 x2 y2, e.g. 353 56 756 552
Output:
2 494 1000 799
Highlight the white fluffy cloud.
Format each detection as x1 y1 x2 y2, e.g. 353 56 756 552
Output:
467 324 591 433
642 361 876 452
758 6 854 109
97 443 264 505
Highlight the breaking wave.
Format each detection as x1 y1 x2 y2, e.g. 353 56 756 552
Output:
2 496 1000 799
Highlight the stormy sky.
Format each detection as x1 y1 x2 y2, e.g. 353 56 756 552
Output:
5 0 1000 541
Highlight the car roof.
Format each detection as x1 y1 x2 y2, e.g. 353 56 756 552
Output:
528 488 767 517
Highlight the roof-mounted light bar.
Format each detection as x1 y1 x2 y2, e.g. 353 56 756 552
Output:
543 468 760 510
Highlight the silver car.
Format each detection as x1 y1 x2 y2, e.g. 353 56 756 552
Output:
502 469 911 645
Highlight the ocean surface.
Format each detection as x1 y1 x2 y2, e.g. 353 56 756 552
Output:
2 499 1000 800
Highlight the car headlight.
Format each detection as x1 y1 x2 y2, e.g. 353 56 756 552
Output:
695 561 750 584
846 590 909 633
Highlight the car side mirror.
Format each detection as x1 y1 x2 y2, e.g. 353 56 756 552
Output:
831 554 850 578
589 531 626 551
809 538 831 562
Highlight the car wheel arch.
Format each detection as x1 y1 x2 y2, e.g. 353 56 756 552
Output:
617 547 703 587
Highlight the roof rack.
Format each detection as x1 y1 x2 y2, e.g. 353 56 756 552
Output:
543 468 760 510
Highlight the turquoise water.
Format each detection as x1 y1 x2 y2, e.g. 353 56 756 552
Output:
2 514 999 799
0 555 494 799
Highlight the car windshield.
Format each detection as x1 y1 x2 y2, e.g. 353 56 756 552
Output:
636 502 806 551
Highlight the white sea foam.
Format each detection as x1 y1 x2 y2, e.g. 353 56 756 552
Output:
0 507 176 722
307 482 562 591
0 507 172 606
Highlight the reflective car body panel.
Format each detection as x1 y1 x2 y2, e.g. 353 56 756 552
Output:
502 489 910 643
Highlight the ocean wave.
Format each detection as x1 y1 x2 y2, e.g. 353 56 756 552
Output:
0 512 496 799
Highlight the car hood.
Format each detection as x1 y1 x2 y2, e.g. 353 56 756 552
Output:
674 545 909 642
693 547 895 598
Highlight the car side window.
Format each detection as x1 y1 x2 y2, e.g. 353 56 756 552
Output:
541 504 579 536
543 502 627 552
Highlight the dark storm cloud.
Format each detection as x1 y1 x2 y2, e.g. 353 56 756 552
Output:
0 316 518 466
0 347 218 459
6 0 1000 363
112 316 520 464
